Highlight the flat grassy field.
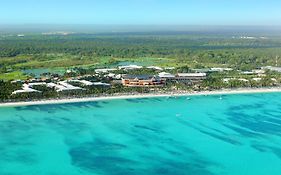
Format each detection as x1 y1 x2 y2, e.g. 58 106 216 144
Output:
0 71 28 81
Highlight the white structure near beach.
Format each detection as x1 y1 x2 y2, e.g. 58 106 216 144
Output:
47 81 83 92
12 84 41 94
69 80 110 87
12 80 111 94
28 82 47 86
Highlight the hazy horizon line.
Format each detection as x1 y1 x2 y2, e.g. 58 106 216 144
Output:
1 24 281 35
1 24 281 26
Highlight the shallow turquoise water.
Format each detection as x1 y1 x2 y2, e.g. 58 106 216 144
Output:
0 93 281 175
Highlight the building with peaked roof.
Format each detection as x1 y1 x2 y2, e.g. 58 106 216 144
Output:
122 75 164 87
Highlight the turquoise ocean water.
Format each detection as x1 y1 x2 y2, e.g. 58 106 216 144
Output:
0 93 281 175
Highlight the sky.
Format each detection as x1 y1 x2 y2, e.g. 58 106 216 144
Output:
0 0 281 26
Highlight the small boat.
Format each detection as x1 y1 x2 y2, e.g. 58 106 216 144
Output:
219 96 223 100
186 97 191 100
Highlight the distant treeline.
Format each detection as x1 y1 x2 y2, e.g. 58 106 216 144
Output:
1 34 281 57
1 34 281 71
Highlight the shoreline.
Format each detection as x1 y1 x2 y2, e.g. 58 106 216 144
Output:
1 87 281 107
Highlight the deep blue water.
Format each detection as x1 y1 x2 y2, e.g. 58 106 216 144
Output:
0 93 281 175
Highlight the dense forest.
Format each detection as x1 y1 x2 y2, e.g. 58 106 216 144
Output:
1 33 281 72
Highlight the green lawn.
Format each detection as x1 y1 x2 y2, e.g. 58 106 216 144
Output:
0 71 28 81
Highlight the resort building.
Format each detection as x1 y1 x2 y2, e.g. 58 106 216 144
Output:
12 84 41 95
47 81 84 92
118 65 143 70
192 68 233 73
158 72 207 84
95 68 117 73
69 80 94 86
147 66 163 71
241 71 255 75
11 80 25 84
92 82 111 87
210 68 233 72
105 73 122 79
158 72 175 79
165 67 175 70
69 80 111 87
174 73 207 83
192 68 211 73
122 75 164 87
28 82 47 86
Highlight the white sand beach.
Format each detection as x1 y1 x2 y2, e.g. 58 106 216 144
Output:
1 87 281 107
